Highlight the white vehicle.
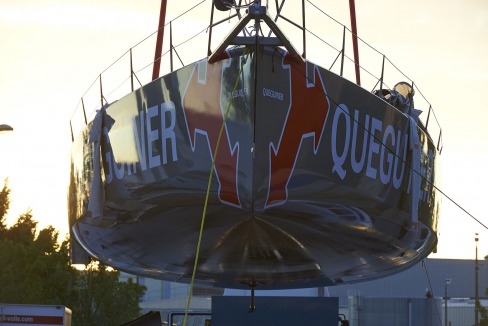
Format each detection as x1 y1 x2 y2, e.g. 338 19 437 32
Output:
0 304 71 326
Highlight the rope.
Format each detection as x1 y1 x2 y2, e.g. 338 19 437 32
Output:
183 48 250 326
421 260 443 325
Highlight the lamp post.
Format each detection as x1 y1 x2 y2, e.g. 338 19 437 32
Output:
445 278 451 326
475 233 479 326
0 124 13 133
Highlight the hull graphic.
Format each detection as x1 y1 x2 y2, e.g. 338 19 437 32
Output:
69 46 439 289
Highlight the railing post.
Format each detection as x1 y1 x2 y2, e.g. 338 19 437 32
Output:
408 81 414 116
437 129 442 153
99 74 104 108
379 55 385 93
81 97 87 125
130 48 134 92
301 0 306 58
170 21 174 72
207 2 216 56
340 26 345 77
425 104 432 129
70 120 74 142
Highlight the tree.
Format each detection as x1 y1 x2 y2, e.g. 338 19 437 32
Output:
0 211 71 304
479 289 488 326
0 178 11 234
0 181 146 326
70 263 146 325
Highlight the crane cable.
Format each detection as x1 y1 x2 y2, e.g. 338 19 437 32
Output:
421 259 443 325
183 48 250 326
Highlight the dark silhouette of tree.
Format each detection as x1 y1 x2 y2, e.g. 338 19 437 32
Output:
0 180 146 326
479 289 488 326
0 178 11 234
6 210 37 244
70 263 145 325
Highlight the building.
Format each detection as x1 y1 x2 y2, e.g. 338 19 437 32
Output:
121 258 488 325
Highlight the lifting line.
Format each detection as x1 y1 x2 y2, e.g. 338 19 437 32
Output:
183 48 250 326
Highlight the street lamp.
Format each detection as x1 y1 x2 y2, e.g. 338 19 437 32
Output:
0 124 13 133
475 233 479 326
445 278 451 326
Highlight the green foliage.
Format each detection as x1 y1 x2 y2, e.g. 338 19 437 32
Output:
479 289 488 326
69 263 146 325
0 181 146 326
0 178 11 233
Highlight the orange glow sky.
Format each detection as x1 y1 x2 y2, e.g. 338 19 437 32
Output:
0 0 487 260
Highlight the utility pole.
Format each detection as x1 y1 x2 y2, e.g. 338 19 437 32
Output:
475 233 479 326
444 278 451 326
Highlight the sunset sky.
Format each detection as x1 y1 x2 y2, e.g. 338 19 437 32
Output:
0 0 487 260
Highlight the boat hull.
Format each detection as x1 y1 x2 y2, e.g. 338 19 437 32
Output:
69 47 440 289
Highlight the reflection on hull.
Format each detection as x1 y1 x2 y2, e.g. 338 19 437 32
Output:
69 46 440 289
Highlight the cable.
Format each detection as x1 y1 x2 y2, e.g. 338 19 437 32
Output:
241 0 471 230
131 0 209 50
306 0 441 140
270 45 487 232
433 187 488 230
72 1 209 122
183 48 250 326
421 260 443 325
